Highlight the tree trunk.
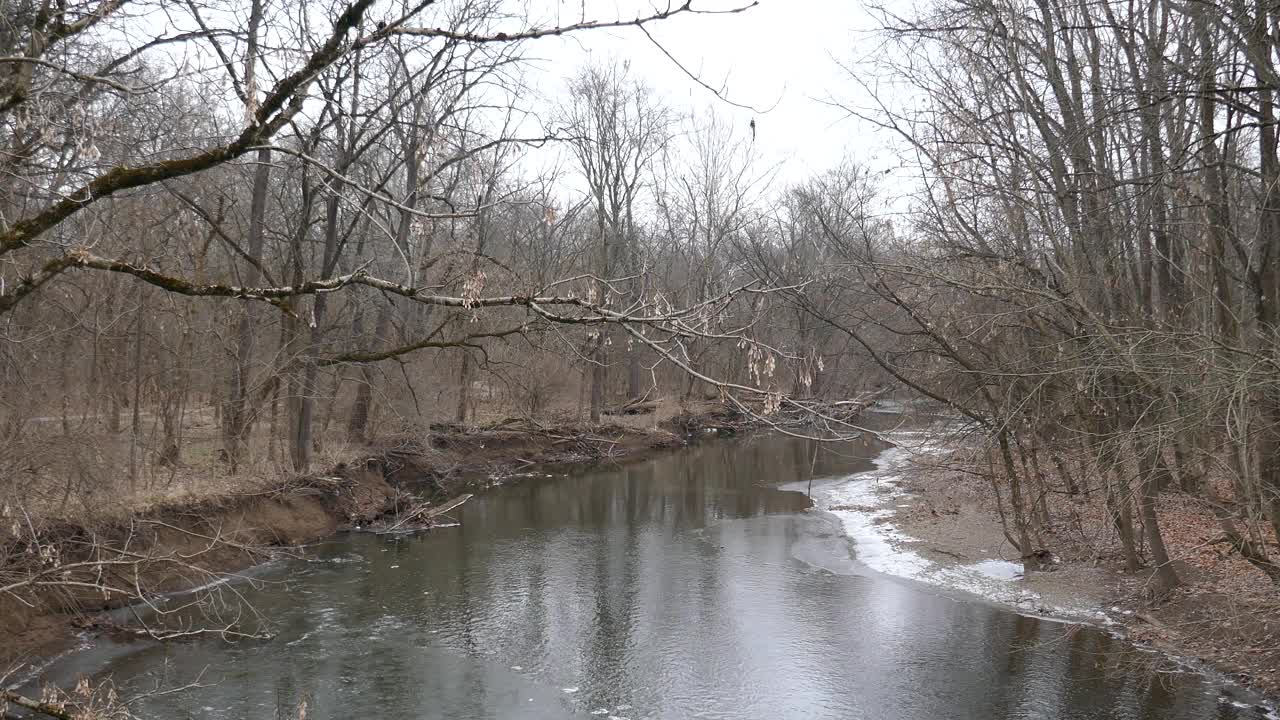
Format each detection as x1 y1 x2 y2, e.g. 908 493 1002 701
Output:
456 351 472 423
1137 442 1181 595
128 285 145 491
1053 453 1080 497
1106 465 1142 574
286 308 311 473
589 345 605 424
347 304 391 443
293 349 319 473
997 428 1038 569
58 330 72 437
222 146 271 471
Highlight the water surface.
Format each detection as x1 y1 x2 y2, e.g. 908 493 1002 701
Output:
34 432 1271 719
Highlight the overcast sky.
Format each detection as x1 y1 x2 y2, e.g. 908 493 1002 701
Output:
514 0 911 202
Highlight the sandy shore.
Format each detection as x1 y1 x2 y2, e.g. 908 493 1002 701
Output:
809 436 1115 620
809 430 1280 706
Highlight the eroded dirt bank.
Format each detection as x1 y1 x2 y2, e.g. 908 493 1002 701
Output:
1 465 397 673
1 410 736 679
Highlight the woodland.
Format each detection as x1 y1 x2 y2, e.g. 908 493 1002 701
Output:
6 0 1280 713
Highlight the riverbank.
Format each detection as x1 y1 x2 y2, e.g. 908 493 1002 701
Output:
831 432 1280 702
0 405 738 682
0 464 401 682
23 426 1240 720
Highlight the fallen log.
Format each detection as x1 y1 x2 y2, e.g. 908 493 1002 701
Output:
1 689 77 720
425 493 473 519
603 401 657 416
374 493 473 534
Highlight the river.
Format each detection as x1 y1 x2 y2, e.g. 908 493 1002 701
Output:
30 430 1274 719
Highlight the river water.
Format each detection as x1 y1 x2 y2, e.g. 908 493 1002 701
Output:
32 431 1274 719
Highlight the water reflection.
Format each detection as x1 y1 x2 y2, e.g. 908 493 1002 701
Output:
32 432 1269 719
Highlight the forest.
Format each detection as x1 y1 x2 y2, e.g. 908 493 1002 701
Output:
6 0 1280 715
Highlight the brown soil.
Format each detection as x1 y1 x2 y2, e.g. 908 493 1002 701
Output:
891 447 1280 700
1 407 730 682
1 469 397 676
376 418 692 492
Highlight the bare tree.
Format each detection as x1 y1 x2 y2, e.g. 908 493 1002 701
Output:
558 60 672 421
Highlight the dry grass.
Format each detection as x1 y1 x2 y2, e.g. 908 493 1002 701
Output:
0 394 711 533
2 412 336 530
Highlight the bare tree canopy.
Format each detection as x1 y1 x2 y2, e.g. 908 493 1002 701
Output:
13 0 1280 714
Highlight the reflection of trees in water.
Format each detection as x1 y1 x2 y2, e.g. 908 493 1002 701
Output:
71 433 1256 719
366 434 1243 719
584 493 640 699
441 434 884 537
978 613 1236 719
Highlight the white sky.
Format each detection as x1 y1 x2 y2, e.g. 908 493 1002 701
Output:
515 0 910 194
112 0 920 217
119 0 915 208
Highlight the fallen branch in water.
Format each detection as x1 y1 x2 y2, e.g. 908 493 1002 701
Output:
3 671 210 719
375 494 473 534
1 689 77 720
426 494 473 520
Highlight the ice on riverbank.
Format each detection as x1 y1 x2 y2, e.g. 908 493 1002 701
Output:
807 438 1105 621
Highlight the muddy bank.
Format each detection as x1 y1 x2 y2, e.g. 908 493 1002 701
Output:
0 468 399 674
373 419 690 497
1 409 733 680
867 437 1280 701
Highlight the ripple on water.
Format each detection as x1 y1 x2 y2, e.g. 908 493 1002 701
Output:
28 430 1276 720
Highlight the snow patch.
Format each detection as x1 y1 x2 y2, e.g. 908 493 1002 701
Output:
967 559 1024 581
811 438 1103 621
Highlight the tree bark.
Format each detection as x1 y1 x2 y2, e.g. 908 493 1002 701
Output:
221 0 269 471
1137 442 1181 595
